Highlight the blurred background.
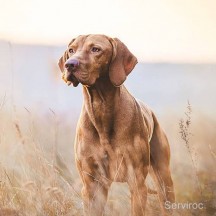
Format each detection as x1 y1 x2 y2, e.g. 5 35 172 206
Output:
0 0 216 215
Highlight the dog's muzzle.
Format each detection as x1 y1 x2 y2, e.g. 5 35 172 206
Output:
64 59 80 87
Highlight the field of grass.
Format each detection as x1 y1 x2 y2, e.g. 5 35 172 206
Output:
0 102 215 216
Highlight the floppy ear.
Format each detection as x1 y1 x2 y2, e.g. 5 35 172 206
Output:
58 38 76 73
58 51 69 73
109 38 138 86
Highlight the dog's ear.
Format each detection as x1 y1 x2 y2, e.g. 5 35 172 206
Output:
58 51 69 73
58 38 76 73
109 38 137 86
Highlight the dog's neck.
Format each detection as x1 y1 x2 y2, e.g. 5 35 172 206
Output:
82 77 121 139
84 77 119 102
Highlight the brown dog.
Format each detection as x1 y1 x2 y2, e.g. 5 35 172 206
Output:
58 34 175 216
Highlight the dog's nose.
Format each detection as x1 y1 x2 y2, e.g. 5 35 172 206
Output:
65 59 79 70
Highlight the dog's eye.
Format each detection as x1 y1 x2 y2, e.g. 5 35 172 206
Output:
91 47 101 53
68 48 75 53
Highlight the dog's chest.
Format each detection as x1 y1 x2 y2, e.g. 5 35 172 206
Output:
91 100 115 135
76 134 149 183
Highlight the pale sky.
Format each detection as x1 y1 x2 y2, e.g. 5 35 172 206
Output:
1 0 216 63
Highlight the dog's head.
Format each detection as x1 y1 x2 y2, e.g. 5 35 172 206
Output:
58 34 137 87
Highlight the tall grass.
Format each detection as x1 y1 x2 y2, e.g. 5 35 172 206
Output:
0 106 82 215
179 101 202 196
0 102 215 215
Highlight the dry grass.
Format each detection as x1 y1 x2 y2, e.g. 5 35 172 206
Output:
0 102 216 216
0 107 82 216
179 101 202 196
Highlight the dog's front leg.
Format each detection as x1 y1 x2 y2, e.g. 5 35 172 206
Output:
81 178 109 216
128 165 149 216
76 159 109 216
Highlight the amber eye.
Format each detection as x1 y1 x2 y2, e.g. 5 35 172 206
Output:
68 48 75 53
91 47 101 53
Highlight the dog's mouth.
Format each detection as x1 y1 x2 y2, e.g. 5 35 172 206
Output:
63 71 80 87
68 74 80 87
63 67 92 87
